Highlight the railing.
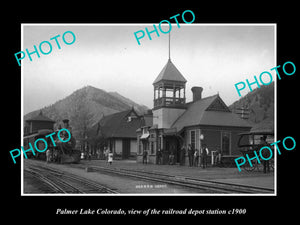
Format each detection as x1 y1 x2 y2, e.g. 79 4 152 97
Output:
154 97 185 107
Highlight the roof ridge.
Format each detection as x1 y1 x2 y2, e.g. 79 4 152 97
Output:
26 111 55 123
96 108 137 138
185 94 218 105
171 94 220 131
103 109 132 119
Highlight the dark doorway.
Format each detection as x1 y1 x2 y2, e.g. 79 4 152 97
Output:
165 136 181 164
122 139 131 159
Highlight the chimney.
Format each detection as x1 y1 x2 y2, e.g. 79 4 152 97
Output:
191 86 203 102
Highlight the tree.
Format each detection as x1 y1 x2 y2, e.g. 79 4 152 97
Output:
69 96 93 143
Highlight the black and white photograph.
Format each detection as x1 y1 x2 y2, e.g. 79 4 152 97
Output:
4 5 298 221
21 24 276 195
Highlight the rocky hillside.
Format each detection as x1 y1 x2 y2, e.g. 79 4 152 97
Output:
229 82 274 132
24 85 148 138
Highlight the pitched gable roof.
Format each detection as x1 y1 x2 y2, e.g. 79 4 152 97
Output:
206 96 231 112
171 95 217 131
90 109 142 139
26 110 55 123
172 95 251 132
153 59 187 85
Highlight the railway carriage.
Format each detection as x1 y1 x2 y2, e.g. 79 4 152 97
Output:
237 131 274 171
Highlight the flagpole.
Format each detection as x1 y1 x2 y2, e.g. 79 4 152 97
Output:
168 32 171 60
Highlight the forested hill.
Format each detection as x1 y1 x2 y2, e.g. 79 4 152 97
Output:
24 85 148 138
229 82 274 132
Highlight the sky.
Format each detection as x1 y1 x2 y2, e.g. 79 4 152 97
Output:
22 24 275 115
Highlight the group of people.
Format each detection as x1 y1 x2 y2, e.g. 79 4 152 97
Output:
154 147 177 165
187 143 209 168
150 143 210 168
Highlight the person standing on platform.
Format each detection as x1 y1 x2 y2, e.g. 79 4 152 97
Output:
188 144 194 167
46 149 51 163
169 145 175 165
143 150 148 164
215 149 222 166
88 151 91 161
180 145 186 166
157 149 162 165
201 143 209 168
104 147 109 161
108 150 113 165
260 136 270 173
194 148 199 167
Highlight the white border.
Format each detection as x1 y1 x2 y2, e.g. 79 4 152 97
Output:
21 23 277 196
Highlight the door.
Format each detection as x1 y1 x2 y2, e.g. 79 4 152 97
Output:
221 131 231 155
165 136 180 164
122 139 131 159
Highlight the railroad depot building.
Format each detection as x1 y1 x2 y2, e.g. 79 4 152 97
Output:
136 59 252 165
90 108 143 159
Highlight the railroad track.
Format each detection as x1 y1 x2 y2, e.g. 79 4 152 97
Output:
81 165 274 194
25 167 81 193
24 164 118 194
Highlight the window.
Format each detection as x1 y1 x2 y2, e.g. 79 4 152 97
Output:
221 131 231 155
138 136 142 154
150 141 154 154
158 135 163 150
190 130 196 149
